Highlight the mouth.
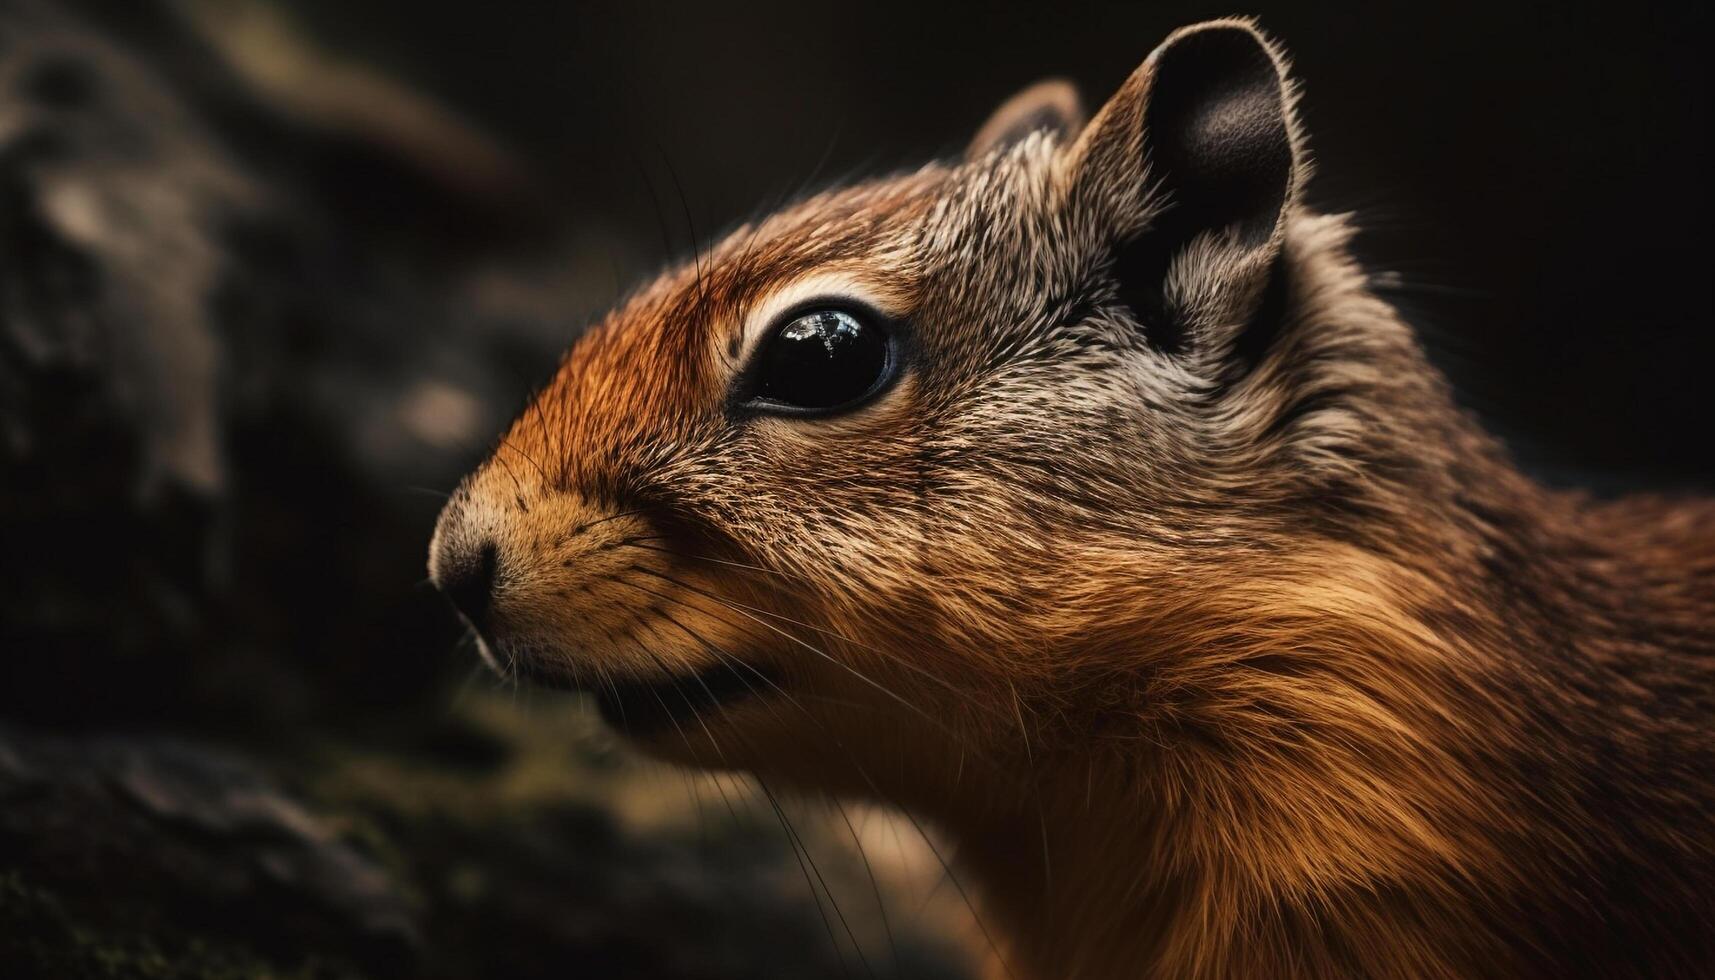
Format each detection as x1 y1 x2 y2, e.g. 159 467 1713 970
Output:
514 653 779 739
595 660 781 738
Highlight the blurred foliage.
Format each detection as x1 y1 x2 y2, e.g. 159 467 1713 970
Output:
6 0 1704 974
0 2 971 975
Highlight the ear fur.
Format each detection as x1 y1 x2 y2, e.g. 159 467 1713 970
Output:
968 78 1086 159
1068 19 1304 360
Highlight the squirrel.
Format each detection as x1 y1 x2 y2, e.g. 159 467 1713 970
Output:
428 18 1715 979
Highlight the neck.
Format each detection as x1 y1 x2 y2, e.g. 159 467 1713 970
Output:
924 521 1714 979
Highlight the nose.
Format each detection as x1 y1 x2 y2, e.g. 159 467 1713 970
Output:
437 540 498 632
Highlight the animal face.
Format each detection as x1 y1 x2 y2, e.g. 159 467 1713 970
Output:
429 19 1311 792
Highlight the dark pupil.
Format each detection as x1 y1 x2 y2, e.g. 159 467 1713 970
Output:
756 310 886 409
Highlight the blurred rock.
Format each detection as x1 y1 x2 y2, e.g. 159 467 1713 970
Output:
0 3 975 976
299 695 974 980
0 0 246 725
0 0 558 726
0 724 417 977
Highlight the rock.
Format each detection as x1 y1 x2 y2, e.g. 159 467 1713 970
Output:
0 0 547 726
0 5 974 977
0 724 418 977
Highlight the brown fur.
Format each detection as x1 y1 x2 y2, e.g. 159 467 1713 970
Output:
430 19 1715 978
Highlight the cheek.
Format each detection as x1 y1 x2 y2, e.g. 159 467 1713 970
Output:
685 419 928 558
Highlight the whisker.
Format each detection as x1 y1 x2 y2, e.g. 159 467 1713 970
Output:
633 586 1018 980
527 381 563 480
887 794 1020 980
832 797 902 978
488 445 525 493
620 541 810 583
646 599 822 746
634 609 803 842
633 568 927 719
632 567 1005 744
595 661 632 737
634 561 1002 716
756 773 873 980
618 571 1015 792
636 655 712 833
447 631 496 710
1008 680 1054 899
615 534 673 547
659 146 714 330
588 507 650 529
496 437 551 486
634 633 751 832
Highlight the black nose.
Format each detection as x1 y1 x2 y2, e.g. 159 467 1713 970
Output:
439 541 498 632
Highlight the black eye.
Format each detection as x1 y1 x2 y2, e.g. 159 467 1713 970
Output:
745 308 894 414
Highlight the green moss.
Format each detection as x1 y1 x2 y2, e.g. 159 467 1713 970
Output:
5 691 972 979
0 870 361 980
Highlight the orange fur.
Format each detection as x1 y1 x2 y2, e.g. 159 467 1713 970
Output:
431 20 1715 977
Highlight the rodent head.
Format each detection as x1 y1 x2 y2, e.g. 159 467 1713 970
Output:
429 20 1378 798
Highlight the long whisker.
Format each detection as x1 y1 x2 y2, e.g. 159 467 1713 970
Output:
632 584 1019 980
636 605 836 850
488 443 525 493
659 147 714 329
756 773 873 980
614 534 673 547
651 605 825 754
620 541 811 583
631 556 1003 719
617 569 1016 793
616 544 924 674
633 565 1008 738
632 567 940 729
447 634 490 711
631 629 744 812
496 436 551 485
890 795 1020 980
633 644 715 835
528 380 563 481
832 797 901 978
583 508 650 532
1008 679 1054 900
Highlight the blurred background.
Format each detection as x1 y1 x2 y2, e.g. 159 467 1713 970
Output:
1 1 1708 977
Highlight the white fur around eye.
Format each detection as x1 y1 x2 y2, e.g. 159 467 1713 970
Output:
730 271 907 369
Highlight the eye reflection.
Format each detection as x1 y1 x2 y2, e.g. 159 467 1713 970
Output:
749 307 892 413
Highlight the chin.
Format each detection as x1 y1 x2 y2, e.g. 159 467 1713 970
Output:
594 660 783 751
503 644 787 766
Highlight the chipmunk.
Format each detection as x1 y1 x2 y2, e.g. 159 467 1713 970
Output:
428 18 1715 978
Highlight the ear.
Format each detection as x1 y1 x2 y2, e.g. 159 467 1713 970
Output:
967 78 1085 159
1068 19 1303 359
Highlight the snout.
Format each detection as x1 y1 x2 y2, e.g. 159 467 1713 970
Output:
426 486 502 639
435 539 498 633
426 488 513 677
425 473 742 690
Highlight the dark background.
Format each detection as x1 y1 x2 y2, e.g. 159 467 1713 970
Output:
294 0 1714 487
0 2 1708 978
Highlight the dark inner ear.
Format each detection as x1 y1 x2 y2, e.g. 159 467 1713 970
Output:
1147 29 1292 248
968 79 1085 159
1112 26 1293 354
1112 208 1192 353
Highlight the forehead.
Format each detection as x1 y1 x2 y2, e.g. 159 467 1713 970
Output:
653 166 952 330
505 165 963 489
596 137 1069 349
498 137 1089 497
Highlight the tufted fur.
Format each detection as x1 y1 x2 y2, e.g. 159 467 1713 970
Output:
430 19 1715 979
